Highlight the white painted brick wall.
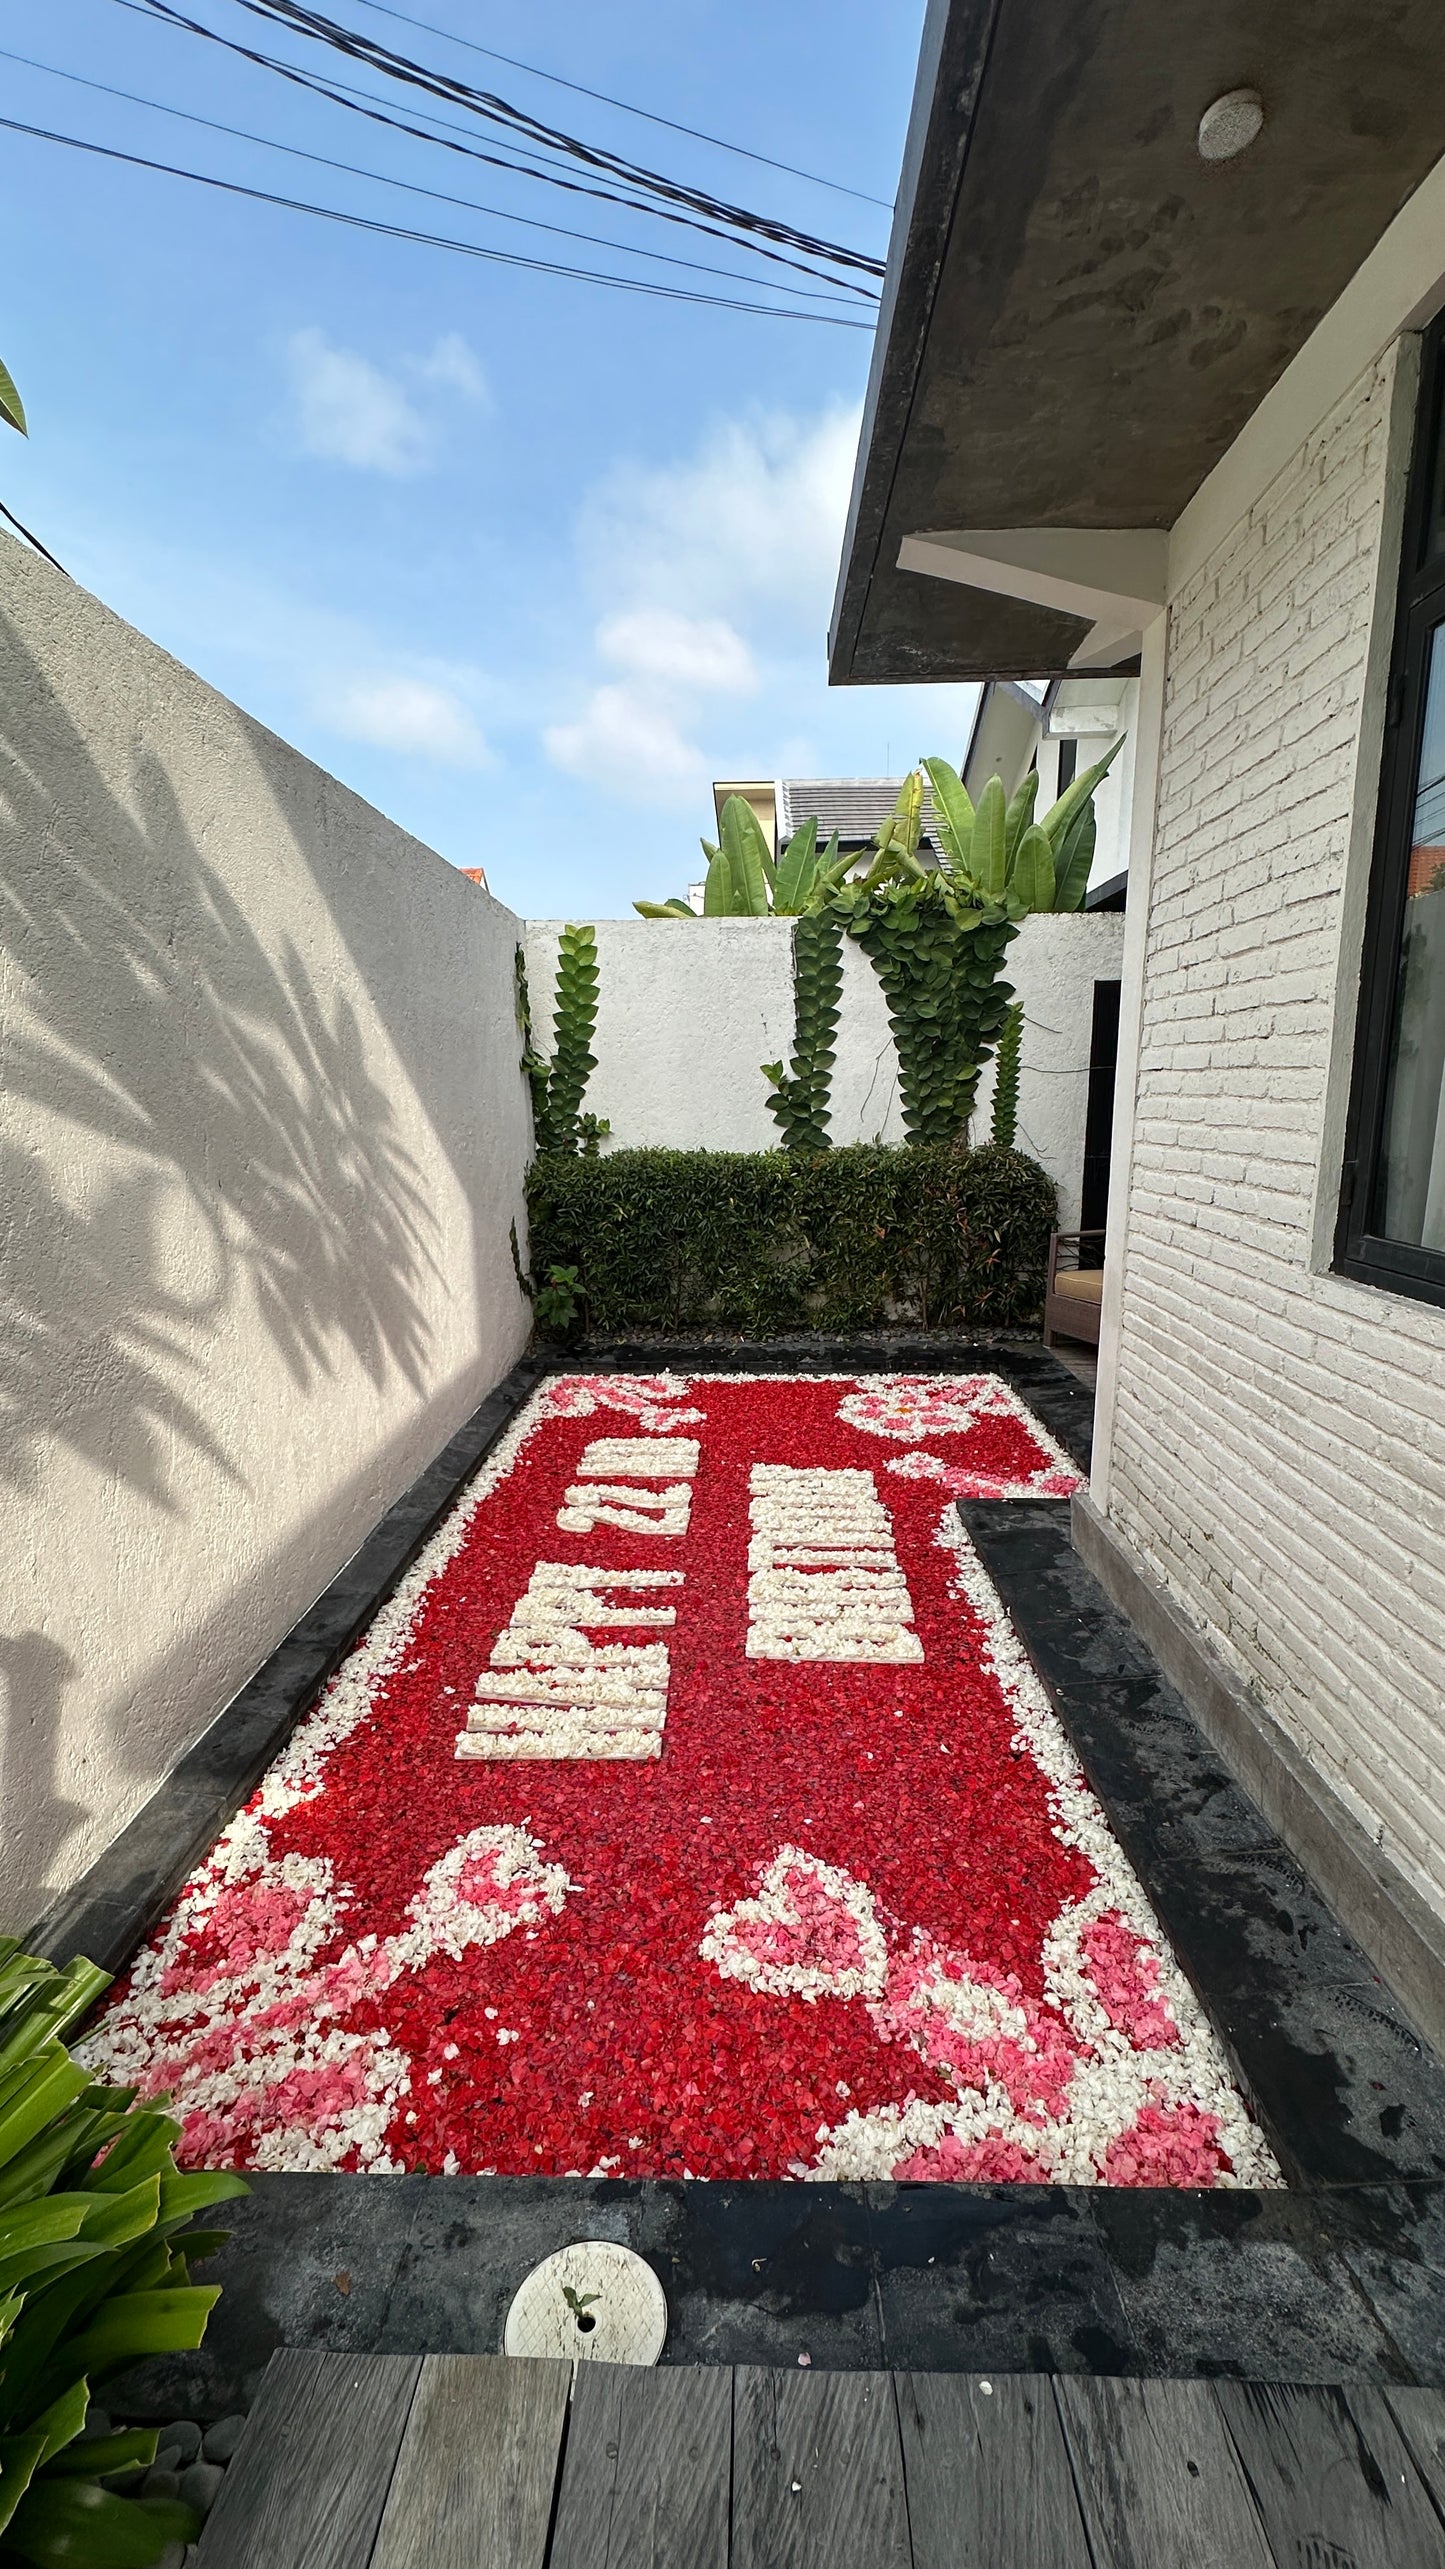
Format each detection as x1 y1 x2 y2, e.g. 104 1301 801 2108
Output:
1107 345 1445 1915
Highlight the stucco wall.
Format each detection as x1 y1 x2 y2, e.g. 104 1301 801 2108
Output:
523 912 1123 1224
0 537 532 1931
1101 342 1445 1916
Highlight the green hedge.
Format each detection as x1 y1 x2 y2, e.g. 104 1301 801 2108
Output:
525 1143 1057 1336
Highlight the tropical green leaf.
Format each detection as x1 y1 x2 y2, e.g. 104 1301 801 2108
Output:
74 2115 181 2197
3 2477 198 2567
1040 736 1123 847
1008 822 1055 914
0 2206 90 2263
632 899 694 919
719 795 772 916
0 2061 90 2177
38 2284 221 2390
0 359 26 439
971 774 1008 898
1003 769 1039 869
889 770 924 859
44 2430 158 2480
702 845 735 916
774 817 818 915
920 758 974 874
1052 802 1097 912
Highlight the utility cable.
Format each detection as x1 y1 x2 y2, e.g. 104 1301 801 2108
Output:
342 0 893 208
0 114 875 325
219 0 887 277
111 0 880 298
0 44 867 303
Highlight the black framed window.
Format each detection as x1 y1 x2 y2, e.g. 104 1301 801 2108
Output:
1338 316 1445 1307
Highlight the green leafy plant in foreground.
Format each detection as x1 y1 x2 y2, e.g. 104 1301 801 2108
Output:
0 1940 247 2568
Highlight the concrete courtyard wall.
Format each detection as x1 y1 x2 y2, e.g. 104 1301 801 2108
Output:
523 912 1123 1225
1100 341 1445 1917
0 538 532 1931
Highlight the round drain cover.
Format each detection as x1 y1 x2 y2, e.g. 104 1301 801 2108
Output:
504 2242 667 2365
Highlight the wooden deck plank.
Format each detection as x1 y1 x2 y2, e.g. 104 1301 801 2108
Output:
368 2354 571 2569
730 2366 912 2569
1055 2377 1275 2569
194 2350 420 2569
897 2372 1092 2568
1215 2381 1445 2567
1384 2387 1445 2526
548 2361 731 2569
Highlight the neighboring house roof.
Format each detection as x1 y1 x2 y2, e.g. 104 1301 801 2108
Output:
777 777 945 852
458 865 489 889
830 0 1445 684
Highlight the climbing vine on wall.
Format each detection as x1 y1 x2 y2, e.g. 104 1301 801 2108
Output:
762 909 845 1152
516 926 608 1157
794 746 1120 1149
991 1000 1023 1148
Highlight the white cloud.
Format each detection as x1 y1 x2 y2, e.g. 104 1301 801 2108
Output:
578 405 860 625
287 329 432 475
544 685 708 806
286 328 489 474
412 332 489 405
317 675 492 767
544 405 863 809
599 609 756 695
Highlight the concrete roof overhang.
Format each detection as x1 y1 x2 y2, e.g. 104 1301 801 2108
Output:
830 0 1445 686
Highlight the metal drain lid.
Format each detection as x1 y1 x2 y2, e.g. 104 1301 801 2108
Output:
503 2241 667 2365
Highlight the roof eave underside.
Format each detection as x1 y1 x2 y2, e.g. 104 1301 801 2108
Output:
830 0 1445 687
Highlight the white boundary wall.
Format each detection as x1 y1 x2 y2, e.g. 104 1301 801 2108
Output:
523 912 1123 1226
1094 157 1445 1919
0 539 532 1930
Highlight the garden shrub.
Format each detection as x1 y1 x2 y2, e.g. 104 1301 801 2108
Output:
525 1142 1057 1336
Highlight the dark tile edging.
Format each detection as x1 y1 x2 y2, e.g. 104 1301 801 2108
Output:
27 1355 551 1973
109 2167 1445 2417
958 1500 1445 2195
1072 1488 1445 2062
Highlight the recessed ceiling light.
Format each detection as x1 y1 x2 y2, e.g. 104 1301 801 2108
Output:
1197 89 1265 161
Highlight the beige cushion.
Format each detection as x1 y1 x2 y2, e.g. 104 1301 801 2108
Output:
1052 1267 1104 1304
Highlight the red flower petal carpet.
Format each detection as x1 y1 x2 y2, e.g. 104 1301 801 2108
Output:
83 1374 1281 2190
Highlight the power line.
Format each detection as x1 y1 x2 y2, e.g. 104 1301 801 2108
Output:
0 113 875 325
0 44 868 304
343 0 893 209
225 0 886 277
112 0 878 299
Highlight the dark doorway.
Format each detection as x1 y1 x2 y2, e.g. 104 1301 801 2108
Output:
1081 980 1122 1231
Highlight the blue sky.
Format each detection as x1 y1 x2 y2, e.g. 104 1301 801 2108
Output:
0 0 979 916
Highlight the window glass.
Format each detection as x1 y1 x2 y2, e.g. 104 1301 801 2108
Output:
1375 622 1445 1250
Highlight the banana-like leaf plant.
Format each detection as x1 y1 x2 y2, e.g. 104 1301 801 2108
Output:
0 1940 247 2568
635 798 846 920
830 744 1122 1144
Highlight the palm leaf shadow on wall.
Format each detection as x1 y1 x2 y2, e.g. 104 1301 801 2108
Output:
0 616 443 1516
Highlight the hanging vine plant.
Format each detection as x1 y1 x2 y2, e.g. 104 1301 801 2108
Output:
991 1000 1024 1147
516 926 608 1156
762 906 845 1152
